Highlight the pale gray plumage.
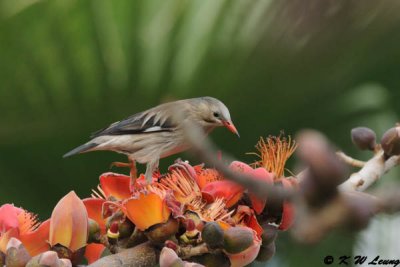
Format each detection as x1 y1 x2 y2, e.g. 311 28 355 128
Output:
64 97 239 182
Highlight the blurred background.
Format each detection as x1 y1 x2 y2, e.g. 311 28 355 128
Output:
1 0 400 266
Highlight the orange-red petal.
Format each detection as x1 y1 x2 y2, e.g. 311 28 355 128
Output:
84 243 106 264
277 178 295 231
49 191 88 251
19 219 50 256
83 198 107 234
248 168 274 214
229 161 254 174
195 169 222 190
100 172 132 200
202 180 244 208
123 193 171 231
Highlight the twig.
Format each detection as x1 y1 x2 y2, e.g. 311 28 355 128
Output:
336 151 365 168
178 243 210 259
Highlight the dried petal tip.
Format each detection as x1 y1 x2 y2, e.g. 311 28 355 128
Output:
381 126 400 157
5 238 32 267
351 127 376 150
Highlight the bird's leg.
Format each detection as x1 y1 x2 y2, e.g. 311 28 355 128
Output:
145 159 159 184
110 159 137 185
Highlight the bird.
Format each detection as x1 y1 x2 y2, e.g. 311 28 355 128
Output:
63 97 239 183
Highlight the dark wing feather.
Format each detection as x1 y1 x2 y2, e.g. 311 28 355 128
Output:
90 110 176 138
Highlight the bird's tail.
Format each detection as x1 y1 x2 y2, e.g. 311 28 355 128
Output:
63 142 98 158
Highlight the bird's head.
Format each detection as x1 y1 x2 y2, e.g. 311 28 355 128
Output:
190 97 239 137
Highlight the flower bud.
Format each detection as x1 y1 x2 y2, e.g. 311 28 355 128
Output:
256 242 276 262
0 251 5 266
201 222 224 249
223 226 253 254
145 217 179 244
351 127 376 150
88 218 101 243
5 238 31 267
118 219 135 239
381 126 400 157
260 224 278 245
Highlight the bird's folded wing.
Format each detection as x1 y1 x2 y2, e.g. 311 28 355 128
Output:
90 109 177 137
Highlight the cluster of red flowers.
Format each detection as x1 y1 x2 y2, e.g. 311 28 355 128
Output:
0 135 297 266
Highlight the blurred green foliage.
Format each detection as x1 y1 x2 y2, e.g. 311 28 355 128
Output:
1 0 400 266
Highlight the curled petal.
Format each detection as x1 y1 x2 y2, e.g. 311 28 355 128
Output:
123 193 171 231
19 219 50 256
229 161 254 174
248 168 274 215
234 206 263 238
195 168 223 189
202 180 243 208
49 191 88 251
100 172 132 200
226 229 261 267
83 198 107 234
0 204 23 232
168 159 198 181
277 178 295 231
84 243 106 264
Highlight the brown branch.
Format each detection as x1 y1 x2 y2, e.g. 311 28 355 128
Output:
87 242 159 267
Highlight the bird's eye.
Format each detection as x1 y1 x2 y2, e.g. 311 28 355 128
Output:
213 112 219 118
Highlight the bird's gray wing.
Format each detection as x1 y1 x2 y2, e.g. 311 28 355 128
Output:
90 108 177 138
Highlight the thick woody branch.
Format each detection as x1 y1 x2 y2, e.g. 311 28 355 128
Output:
339 151 400 192
87 242 158 267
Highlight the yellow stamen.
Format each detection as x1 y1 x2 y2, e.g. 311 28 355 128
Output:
253 134 297 178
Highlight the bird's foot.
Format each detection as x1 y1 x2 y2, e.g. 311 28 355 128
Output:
110 161 138 186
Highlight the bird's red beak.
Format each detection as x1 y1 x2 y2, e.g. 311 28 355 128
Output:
222 120 240 137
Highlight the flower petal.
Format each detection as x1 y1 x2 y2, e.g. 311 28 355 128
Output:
83 198 106 234
277 178 295 231
100 172 132 200
229 161 254 174
49 191 88 251
123 193 171 231
0 204 23 232
248 168 274 214
19 219 50 256
201 180 243 208
84 243 106 264
195 169 222 189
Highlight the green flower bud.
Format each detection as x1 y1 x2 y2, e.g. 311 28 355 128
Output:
201 222 224 249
